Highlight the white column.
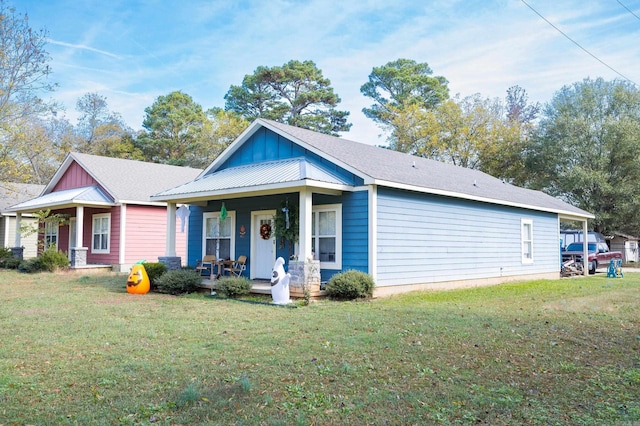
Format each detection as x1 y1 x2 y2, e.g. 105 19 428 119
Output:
166 202 177 257
298 188 313 260
368 185 377 281
14 212 22 248
75 206 84 248
582 220 589 276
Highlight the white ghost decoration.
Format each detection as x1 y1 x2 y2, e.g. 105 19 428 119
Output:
271 257 291 305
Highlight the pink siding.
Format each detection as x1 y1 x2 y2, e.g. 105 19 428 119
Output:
85 207 120 265
52 161 99 191
125 205 188 264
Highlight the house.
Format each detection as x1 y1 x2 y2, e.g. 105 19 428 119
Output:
610 233 639 264
1 182 45 258
7 153 202 272
151 119 593 296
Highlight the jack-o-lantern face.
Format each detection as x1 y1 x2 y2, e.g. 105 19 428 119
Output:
126 264 150 294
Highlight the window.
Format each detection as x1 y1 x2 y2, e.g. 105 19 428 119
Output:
203 211 235 260
521 219 533 264
312 204 342 269
92 213 111 253
44 220 58 249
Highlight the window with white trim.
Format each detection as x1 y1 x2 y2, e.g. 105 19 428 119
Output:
312 204 342 269
92 213 111 253
44 220 58 249
521 219 533 264
203 211 235 260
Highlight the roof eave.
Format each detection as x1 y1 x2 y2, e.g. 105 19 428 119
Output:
7 200 117 214
375 179 594 220
150 179 351 203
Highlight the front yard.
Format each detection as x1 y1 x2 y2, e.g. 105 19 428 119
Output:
0 270 639 424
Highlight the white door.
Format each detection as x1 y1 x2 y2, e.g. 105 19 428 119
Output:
252 212 276 279
68 218 76 261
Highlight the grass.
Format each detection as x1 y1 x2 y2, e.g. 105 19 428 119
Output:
0 270 639 425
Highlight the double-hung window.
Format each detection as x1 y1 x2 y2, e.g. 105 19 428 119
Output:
521 218 533 264
203 211 235 260
44 220 58 249
92 213 111 253
312 204 342 269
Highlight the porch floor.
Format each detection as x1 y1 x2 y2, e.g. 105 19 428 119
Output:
199 278 271 295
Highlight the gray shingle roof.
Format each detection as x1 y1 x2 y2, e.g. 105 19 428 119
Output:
259 119 592 218
51 153 202 203
0 182 45 212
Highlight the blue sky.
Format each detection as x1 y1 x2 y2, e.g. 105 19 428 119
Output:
15 0 640 145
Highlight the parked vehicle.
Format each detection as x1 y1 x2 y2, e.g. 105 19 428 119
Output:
560 231 607 250
561 242 622 274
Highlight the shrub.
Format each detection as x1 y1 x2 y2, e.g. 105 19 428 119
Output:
19 246 69 273
325 270 375 300
155 269 201 295
0 247 12 260
142 262 167 290
216 276 252 298
0 256 22 269
39 246 69 272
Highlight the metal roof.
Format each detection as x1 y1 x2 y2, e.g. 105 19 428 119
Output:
7 186 113 211
155 157 351 199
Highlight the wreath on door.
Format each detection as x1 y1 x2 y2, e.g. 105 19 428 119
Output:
260 223 272 240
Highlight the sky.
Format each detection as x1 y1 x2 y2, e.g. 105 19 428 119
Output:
14 0 640 146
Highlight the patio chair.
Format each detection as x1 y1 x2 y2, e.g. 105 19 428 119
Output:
195 255 217 278
224 255 247 277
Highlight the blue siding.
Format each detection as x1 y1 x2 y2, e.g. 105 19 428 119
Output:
314 191 369 282
187 194 298 275
219 128 364 186
376 187 559 287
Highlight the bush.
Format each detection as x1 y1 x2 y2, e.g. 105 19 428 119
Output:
216 276 252 298
39 246 70 272
19 246 69 273
0 256 22 269
142 262 167 290
155 269 201 295
325 270 375 300
0 248 21 269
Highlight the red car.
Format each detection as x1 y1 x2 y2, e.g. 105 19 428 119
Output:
562 242 622 274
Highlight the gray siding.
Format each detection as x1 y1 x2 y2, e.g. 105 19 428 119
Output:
376 188 559 287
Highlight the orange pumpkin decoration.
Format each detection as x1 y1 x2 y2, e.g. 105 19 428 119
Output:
126 263 150 294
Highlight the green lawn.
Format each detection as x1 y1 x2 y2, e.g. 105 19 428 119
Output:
1 270 639 425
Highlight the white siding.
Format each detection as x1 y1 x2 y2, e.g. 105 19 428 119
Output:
376 188 559 287
1 216 39 259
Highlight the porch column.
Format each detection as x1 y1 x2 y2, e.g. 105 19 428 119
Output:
166 202 177 257
13 212 22 248
582 220 588 276
75 206 84 248
298 188 313 261
159 202 182 270
11 212 24 260
70 205 87 268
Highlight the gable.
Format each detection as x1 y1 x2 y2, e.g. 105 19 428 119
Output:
52 161 101 192
216 127 364 186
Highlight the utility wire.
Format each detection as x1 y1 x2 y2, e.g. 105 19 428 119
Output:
520 0 638 87
616 0 640 22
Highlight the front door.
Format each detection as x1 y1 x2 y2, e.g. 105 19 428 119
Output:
251 211 276 279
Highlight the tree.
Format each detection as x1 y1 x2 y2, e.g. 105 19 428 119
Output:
525 78 640 235
192 108 248 168
137 91 207 166
360 58 449 130
0 113 69 184
74 92 137 158
388 94 522 176
0 0 55 128
224 60 351 135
